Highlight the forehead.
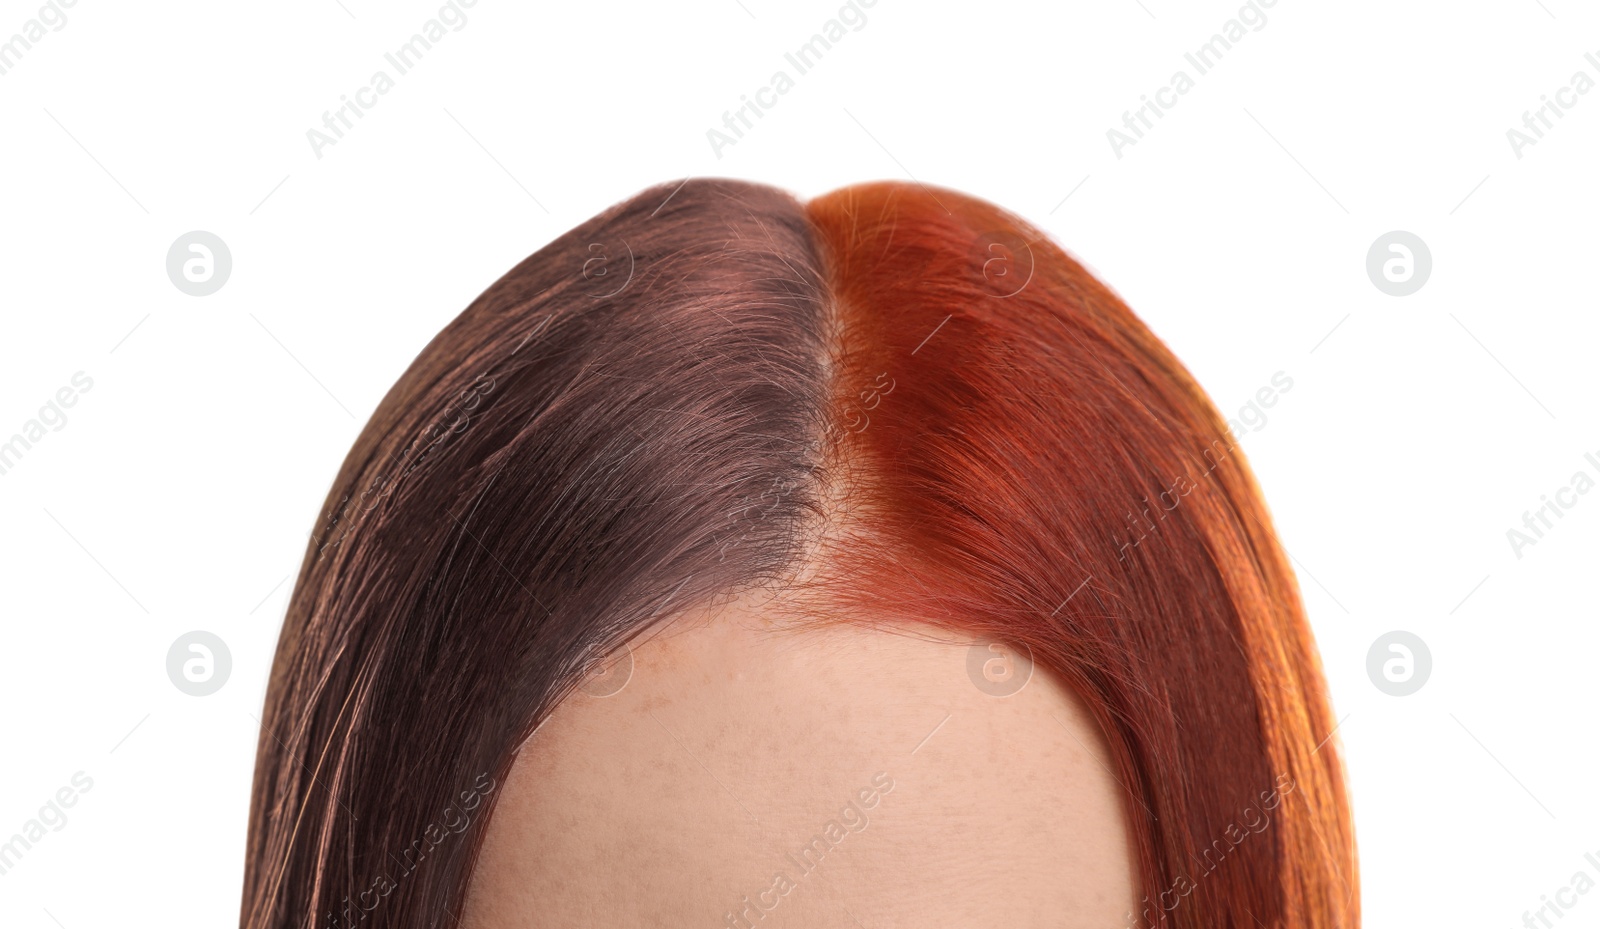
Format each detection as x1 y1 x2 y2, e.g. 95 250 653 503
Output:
460 593 1135 929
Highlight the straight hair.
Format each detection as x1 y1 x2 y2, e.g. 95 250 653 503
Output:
242 178 1356 929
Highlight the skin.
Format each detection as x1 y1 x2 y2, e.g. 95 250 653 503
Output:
460 587 1137 929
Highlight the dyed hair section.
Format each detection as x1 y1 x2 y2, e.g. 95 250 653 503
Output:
804 183 1356 927
241 178 1356 929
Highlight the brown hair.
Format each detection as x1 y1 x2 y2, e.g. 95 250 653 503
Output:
242 178 1356 929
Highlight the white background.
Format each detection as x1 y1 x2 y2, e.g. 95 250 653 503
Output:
1 0 1596 926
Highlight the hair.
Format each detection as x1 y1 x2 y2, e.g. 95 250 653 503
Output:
241 178 1356 929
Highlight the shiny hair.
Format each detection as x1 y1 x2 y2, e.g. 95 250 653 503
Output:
241 178 1356 929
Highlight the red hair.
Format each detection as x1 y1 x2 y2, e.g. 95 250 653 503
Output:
804 182 1356 928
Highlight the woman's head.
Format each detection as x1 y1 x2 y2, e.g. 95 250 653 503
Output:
242 178 1355 929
